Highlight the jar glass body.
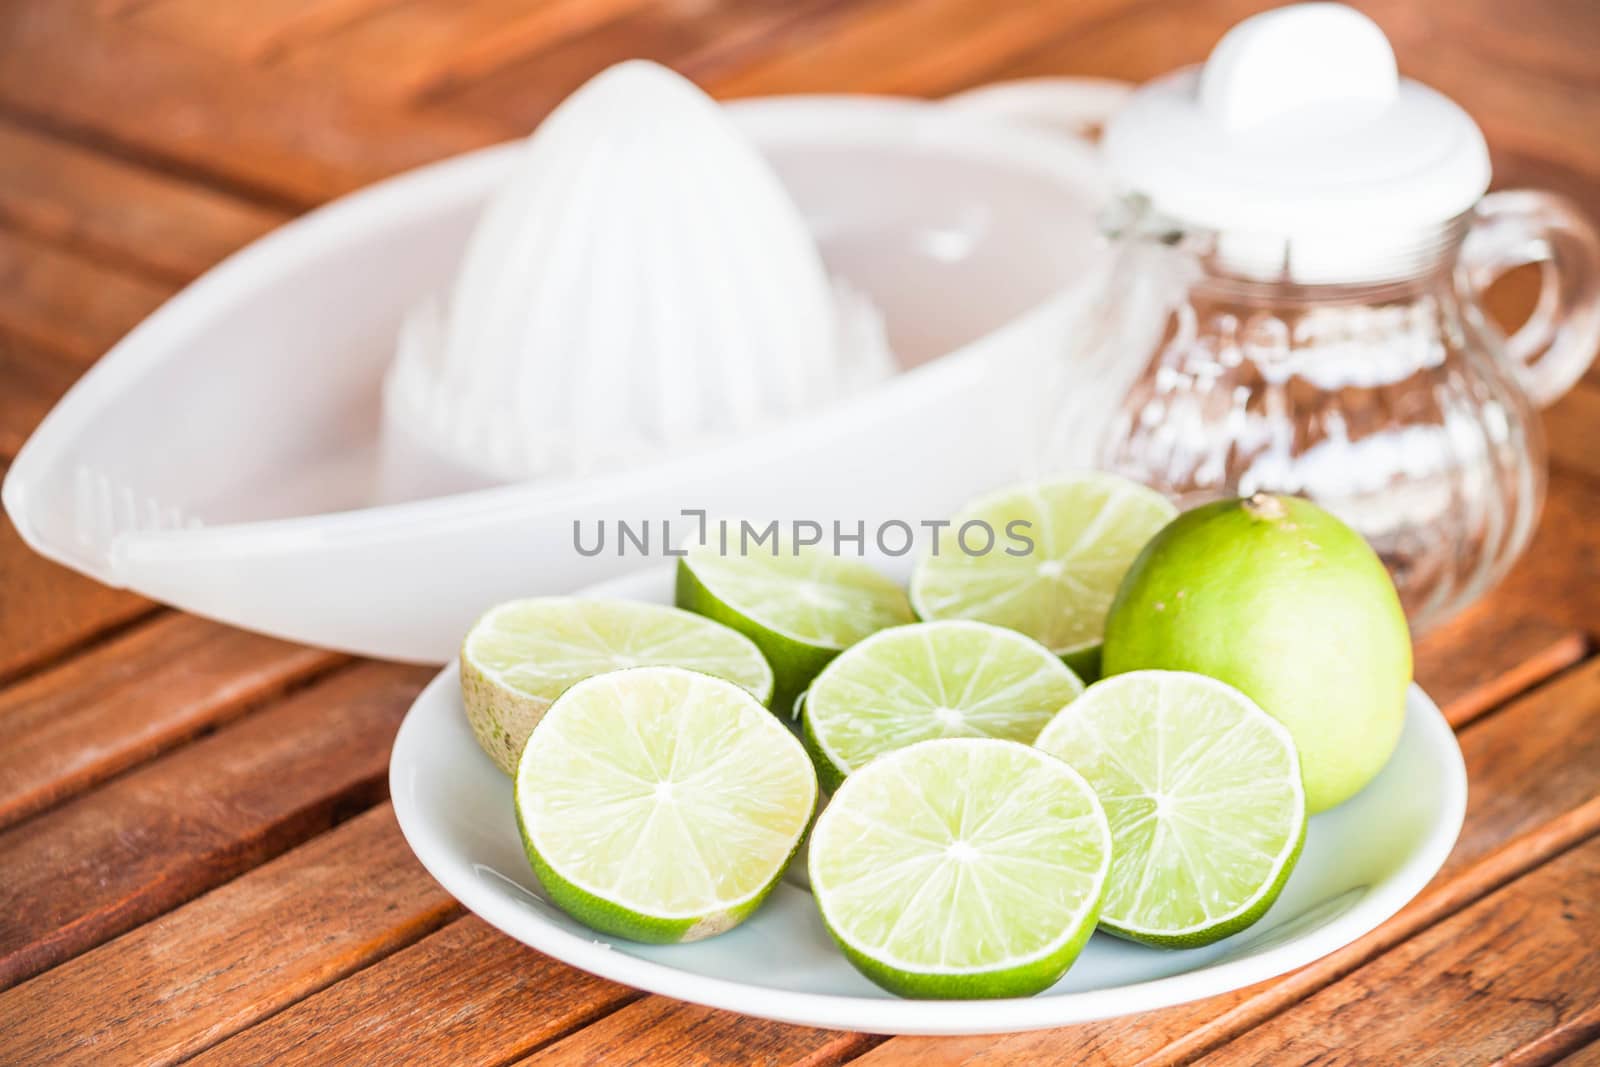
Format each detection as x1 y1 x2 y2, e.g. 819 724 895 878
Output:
1094 222 1545 631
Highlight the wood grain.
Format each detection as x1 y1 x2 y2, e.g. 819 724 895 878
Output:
1195 836 1600 1066
274 0 656 103
0 228 172 364
855 656 1600 1065
0 333 77 460
192 916 636 1067
1413 610 1586 729
0 804 458 1067
1560 1040 1600 1067
1491 469 1600 636
0 613 342 830
0 661 428 989
0 2 508 206
435 0 877 132
518 996 880 1067
711 0 1129 99
1547 383 1600 485
128 0 412 64
0 121 283 284
0 492 152 685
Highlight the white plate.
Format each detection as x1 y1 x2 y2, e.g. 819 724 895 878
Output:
389 564 1467 1035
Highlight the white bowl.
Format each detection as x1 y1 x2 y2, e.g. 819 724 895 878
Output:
388 563 1466 1035
3 95 1109 663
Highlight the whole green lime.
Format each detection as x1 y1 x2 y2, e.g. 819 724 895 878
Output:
1101 493 1411 813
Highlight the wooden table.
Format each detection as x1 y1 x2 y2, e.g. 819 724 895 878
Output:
1 1 1597 1063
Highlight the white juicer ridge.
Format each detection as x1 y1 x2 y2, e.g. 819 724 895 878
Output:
381 62 893 499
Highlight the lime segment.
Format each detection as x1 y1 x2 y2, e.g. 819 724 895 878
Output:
516 666 816 943
678 541 913 710
461 597 773 774
802 620 1083 791
809 738 1110 998
1034 670 1306 947
910 474 1176 672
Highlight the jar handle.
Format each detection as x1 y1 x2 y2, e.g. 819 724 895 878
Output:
1460 190 1600 408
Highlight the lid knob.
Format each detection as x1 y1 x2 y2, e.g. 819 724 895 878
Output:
1200 3 1398 134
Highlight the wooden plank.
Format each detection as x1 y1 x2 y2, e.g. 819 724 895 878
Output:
1493 468 1600 637
710 0 1129 99
1414 609 1587 729
854 656 1600 1066
0 3 507 206
517 997 880 1067
273 0 656 104
0 490 152 685
0 228 173 364
1505 1007 1600 1067
1372 0 1598 89
1547 382 1600 484
190 916 636 1067
0 660 429 989
1195 837 1600 1066
1560 1040 1600 1067
435 0 877 132
128 0 410 64
0 804 459 1067
0 613 342 831
0 333 77 460
0 121 282 284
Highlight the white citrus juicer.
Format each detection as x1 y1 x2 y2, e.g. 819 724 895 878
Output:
2 70 1110 660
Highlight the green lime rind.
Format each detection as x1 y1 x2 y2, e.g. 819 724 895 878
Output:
516 667 817 944
809 738 1111 999
801 620 1083 790
675 549 913 713
910 473 1177 667
516 801 810 944
1035 669 1307 949
462 597 774 775
820 904 1103 999
798 700 845 796
1099 821 1305 949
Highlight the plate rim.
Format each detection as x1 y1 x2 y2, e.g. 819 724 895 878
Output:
390 629 1466 1036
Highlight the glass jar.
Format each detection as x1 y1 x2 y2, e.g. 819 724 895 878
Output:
1091 196 1598 630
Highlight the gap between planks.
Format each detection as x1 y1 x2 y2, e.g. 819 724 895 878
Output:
0 611 348 831
0 660 431 990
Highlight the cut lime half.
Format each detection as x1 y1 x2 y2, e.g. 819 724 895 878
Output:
809 738 1111 999
516 667 817 944
910 474 1176 677
802 620 1083 792
1034 670 1306 947
677 540 913 711
461 598 773 774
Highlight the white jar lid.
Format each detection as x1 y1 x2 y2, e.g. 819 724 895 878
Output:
1102 3 1490 237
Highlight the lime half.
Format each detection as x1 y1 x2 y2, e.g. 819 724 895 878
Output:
516 667 816 943
810 738 1110 999
802 620 1083 792
462 598 774 774
910 474 1176 678
677 542 913 712
1034 670 1306 947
